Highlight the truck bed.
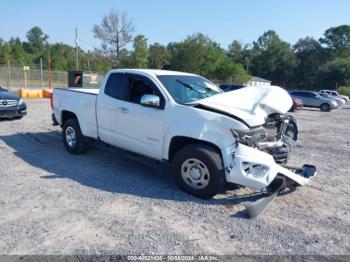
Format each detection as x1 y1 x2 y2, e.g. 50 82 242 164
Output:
53 87 99 139
55 88 100 95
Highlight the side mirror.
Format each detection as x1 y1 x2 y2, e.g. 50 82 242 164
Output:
140 94 160 108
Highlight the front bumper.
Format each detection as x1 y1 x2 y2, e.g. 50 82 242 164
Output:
330 102 338 109
0 104 27 118
223 143 316 190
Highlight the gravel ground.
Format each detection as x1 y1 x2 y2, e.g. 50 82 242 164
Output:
0 99 349 255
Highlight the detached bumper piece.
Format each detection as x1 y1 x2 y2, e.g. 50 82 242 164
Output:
288 164 317 179
245 164 317 219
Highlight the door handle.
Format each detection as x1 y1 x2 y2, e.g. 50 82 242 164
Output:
118 107 129 113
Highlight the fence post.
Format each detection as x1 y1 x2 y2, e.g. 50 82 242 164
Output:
48 54 52 89
7 60 11 90
40 58 44 89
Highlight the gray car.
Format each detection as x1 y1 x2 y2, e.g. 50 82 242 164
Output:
319 93 345 106
289 91 338 112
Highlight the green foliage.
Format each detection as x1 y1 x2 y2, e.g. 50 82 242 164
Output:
130 35 149 68
292 37 327 89
167 33 211 74
319 25 350 57
249 30 297 87
148 43 171 69
0 40 13 64
2 24 350 88
167 33 248 82
338 86 350 97
317 58 350 89
25 26 48 54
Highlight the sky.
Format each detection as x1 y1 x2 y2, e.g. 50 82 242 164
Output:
1 0 350 51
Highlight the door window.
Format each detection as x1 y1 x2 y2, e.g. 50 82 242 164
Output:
124 74 165 108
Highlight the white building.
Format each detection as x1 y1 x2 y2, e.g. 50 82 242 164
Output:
245 76 272 86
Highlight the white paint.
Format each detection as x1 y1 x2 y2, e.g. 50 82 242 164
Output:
53 69 310 190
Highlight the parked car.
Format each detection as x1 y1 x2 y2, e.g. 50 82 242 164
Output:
289 91 338 111
219 84 245 92
0 87 27 119
289 97 303 112
319 92 345 107
52 69 316 218
320 90 349 103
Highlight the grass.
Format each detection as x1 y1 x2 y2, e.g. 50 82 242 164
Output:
338 86 350 97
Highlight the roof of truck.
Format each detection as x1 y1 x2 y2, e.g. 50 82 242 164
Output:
109 69 198 77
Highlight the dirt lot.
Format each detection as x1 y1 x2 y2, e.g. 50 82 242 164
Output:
0 99 349 255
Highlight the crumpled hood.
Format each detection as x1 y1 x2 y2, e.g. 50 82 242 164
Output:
192 85 292 127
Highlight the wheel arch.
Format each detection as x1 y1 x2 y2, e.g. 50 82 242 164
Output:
167 136 223 163
61 110 78 127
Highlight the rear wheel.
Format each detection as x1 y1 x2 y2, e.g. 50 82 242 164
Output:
62 118 90 154
172 143 225 199
320 103 331 112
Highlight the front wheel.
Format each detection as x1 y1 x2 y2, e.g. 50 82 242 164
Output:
320 103 331 112
62 118 90 154
172 144 225 199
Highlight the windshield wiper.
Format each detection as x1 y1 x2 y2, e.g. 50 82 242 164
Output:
191 82 220 94
175 79 204 97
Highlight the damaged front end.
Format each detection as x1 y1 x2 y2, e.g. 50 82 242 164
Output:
226 113 316 218
237 113 299 164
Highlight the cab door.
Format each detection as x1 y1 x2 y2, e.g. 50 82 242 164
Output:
96 72 127 145
114 73 165 159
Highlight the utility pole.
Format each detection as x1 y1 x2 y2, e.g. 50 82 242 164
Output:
75 27 79 70
40 58 44 89
48 53 52 89
7 59 10 90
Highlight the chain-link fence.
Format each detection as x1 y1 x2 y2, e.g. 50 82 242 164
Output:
0 64 104 95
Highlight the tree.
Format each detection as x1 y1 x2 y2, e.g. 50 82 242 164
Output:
249 30 297 87
320 25 350 57
130 35 149 68
228 40 252 72
9 37 30 64
92 10 134 67
148 43 171 69
200 43 249 83
293 37 327 88
167 33 212 74
25 26 48 53
0 40 11 64
49 43 76 70
209 57 249 84
317 58 350 89
167 33 248 82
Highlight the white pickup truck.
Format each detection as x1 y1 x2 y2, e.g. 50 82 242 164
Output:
52 69 316 215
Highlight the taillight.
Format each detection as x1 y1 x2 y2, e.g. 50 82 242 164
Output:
50 93 53 110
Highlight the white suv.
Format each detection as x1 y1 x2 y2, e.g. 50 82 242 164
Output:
320 90 349 103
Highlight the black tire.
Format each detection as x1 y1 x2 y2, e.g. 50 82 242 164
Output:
172 143 225 199
320 103 331 112
62 118 89 154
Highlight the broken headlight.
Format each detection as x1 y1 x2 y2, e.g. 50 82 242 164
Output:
231 127 267 146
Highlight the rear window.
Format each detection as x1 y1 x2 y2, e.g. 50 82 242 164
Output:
104 73 127 99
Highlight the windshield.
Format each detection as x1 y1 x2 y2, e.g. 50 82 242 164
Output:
157 75 222 104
